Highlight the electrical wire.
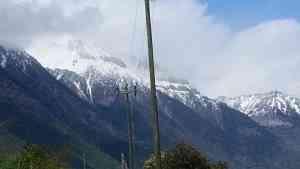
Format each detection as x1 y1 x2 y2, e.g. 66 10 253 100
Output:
128 0 140 71
150 0 161 81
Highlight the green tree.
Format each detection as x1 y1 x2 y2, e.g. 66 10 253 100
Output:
0 155 18 169
18 144 70 169
144 143 228 169
0 144 70 169
210 161 228 169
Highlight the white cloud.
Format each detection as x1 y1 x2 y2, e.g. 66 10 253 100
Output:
211 19 300 97
1 0 300 97
0 0 101 48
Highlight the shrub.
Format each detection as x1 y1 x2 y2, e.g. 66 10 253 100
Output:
144 143 228 169
0 144 70 169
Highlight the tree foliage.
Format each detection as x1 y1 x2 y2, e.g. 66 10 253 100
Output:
144 144 228 169
0 144 70 169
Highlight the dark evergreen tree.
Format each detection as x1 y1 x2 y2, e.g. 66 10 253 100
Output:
144 143 228 169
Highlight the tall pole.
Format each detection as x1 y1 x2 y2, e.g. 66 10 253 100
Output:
83 153 87 169
144 1 162 169
124 84 135 169
121 153 129 169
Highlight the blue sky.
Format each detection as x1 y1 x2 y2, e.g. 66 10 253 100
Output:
204 0 300 29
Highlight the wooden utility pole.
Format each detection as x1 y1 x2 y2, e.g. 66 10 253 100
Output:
143 1 162 169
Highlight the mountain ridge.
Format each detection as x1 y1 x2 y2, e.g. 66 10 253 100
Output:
1 43 299 169
43 41 290 169
0 45 122 169
218 91 300 127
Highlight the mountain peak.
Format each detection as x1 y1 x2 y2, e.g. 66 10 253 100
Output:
0 45 39 71
219 91 300 127
267 90 285 97
67 39 128 71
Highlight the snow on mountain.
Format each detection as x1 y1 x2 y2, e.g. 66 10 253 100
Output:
66 40 150 82
156 79 227 129
2 40 257 131
0 45 39 71
157 80 220 111
29 38 230 126
0 53 7 68
39 39 148 104
2 44 292 169
41 39 220 109
218 91 300 127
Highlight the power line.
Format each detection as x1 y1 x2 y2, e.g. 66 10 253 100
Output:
128 0 140 69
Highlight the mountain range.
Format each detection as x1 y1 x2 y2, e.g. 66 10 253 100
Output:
219 92 300 164
0 42 300 169
218 91 300 128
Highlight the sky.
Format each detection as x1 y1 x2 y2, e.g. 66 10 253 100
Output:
205 0 300 29
0 0 300 98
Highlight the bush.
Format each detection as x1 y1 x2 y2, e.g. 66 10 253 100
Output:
0 155 18 169
0 144 70 169
144 144 228 169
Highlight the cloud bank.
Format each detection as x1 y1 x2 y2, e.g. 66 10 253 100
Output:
1 0 300 97
0 0 101 47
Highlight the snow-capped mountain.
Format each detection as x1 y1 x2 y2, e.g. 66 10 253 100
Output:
1 44 296 169
218 91 300 127
0 45 39 71
47 39 230 129
157 80 219 110
0 45 123 169
156 80 229 128
47 40 145 106
46 39 280 130
50 61 291 169
46 39 219 109
65 40 144 80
